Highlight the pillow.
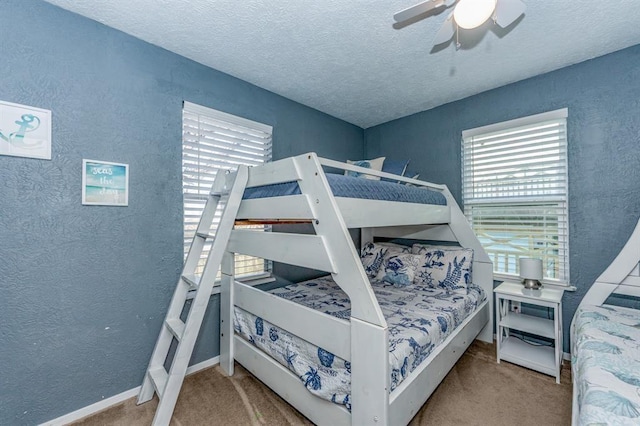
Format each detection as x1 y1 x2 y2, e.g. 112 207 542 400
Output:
414 247 474 294
403 170 420 185
374 252 421 288
360 242 410 278
381 159 409 183
345 157 385 180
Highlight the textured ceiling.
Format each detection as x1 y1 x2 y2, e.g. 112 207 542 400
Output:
43 0 640 128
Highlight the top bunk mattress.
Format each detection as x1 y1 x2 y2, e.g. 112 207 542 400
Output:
242 173 447 206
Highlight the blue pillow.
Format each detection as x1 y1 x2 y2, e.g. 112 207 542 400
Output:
381 159 409 183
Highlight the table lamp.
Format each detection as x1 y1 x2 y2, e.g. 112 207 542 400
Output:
519 258 543 290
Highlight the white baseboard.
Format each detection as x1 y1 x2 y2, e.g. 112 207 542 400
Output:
40 356 220 426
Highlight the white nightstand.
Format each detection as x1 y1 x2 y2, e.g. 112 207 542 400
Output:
494 281 565 383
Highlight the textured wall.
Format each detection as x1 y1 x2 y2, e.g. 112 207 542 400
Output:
0 1 363 424
365 44 640 352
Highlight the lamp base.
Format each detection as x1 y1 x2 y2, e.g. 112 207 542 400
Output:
522 278 542 290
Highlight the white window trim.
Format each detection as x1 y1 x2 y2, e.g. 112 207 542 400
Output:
462 108 570 287
462 108 568 139
182 101 273 281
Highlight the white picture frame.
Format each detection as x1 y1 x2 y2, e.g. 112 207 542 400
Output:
0 100 52 160
82 159 129 206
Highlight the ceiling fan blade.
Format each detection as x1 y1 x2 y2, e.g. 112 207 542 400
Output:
394 0 446 23
494 0 526 28
433 12 455 45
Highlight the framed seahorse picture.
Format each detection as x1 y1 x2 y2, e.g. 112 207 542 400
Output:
0 100 52 160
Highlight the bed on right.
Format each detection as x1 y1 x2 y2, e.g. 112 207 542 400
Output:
571 217 640 425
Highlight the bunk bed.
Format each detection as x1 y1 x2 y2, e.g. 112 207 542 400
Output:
218 153 493 426
571 217 640 425
139 152 493 426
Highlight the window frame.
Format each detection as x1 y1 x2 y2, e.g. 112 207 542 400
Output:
182 101 273 282
461 108 569 287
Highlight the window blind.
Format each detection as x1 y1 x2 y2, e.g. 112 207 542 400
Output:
182 101 273 278
462 109 569 285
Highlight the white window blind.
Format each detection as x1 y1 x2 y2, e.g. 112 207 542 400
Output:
182 101 273 278
462 108 569 285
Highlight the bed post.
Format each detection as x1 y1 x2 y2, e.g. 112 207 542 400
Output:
351 318 390 425
220 250 235 375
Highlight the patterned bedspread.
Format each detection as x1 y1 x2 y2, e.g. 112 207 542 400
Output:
572 304 640 425
233 275 486 410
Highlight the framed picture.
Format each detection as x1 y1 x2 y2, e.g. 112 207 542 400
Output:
82 159 129 206
0 100 52 160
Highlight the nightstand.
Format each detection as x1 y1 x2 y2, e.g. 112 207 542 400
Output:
494 281 564 383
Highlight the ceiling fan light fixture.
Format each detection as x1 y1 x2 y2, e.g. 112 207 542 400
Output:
453 0 497 29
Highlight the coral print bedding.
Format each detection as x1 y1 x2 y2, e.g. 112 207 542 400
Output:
573 304 640 425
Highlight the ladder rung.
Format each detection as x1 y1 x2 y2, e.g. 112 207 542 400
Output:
148 367 168 398
165 318 186 341
185 286 222 300
196 231 215 239
181 274 200 289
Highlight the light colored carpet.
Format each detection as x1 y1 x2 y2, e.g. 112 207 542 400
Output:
72 341 572 425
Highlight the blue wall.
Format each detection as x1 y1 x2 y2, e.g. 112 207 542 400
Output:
365 44 640 352
0 1 363 424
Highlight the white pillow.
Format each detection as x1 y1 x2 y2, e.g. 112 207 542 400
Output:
345 157 385 180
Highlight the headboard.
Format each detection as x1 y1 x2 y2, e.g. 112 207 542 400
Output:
580 217 640 306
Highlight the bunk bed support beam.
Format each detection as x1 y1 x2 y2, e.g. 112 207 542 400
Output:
295 153 387 327
220 250 235 376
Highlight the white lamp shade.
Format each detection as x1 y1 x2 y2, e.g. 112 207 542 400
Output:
519 258 543 280
453 0 497 30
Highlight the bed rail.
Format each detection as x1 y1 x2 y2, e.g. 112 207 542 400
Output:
232 280 352 360
228 230 337 273
319 157 446 191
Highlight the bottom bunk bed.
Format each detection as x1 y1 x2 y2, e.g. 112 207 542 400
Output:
223 242 491 426
571 217 640 425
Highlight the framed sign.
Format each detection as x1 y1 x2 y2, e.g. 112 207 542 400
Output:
82 159 129 206
0 100 52 160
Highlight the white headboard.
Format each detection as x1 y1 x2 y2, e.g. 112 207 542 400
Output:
580 217 640 306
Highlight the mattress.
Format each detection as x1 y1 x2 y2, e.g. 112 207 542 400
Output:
572 304 640 425
233 275 486 410
242 173 447 205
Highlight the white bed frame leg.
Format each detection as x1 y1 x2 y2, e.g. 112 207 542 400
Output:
474 261 494 343
351 317 390 425
220 250 235 376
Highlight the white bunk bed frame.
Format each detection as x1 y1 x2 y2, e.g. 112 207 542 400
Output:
139 152 493 426
219 153 493 426
570 216 640 425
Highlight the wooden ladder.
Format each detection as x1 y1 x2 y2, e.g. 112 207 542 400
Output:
137 166 248 426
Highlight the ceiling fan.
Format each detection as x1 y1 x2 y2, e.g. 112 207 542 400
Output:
394 0 526 48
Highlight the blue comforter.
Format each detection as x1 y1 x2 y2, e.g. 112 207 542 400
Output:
242 173 447 205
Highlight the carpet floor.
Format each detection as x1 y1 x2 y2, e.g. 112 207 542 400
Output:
72 340 572 425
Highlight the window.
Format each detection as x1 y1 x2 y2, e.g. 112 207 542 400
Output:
182 101 273 279
462 109 569 285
